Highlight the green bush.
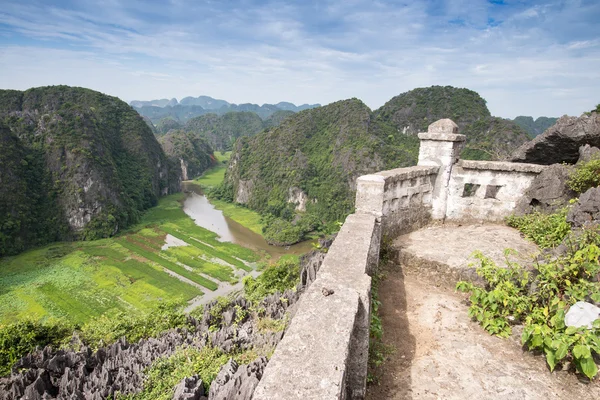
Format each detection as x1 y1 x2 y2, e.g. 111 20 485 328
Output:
506 208 571 248
120 346 230 399
0 318 74 376
457 228 600 379
243 258 299 304
568 159 600 194
263 218 303 246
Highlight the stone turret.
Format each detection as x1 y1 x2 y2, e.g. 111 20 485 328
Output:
417 119 466 219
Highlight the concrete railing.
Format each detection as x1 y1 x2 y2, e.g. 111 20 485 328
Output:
253 213 380 400
254 118 547 399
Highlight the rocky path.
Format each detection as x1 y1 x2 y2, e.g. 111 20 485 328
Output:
366 261 600 400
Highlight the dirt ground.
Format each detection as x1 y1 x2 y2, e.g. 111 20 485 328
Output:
366 225 600 400
366 265 600 400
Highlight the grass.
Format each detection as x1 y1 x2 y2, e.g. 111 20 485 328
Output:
209 198 264 235
193 151 231 188
0 188 260 326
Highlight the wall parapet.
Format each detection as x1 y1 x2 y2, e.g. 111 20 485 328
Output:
253 118 548 400
457 160 546 173
253 213 381 400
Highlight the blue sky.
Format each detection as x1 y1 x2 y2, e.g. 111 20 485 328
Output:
0 0 598 118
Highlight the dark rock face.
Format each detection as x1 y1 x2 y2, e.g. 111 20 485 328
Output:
0 290 300 400
514 164 576 215
567 187 600 228
208 357 267 400
511 112 600 165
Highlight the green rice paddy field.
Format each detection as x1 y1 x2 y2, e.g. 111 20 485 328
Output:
0 192 259 325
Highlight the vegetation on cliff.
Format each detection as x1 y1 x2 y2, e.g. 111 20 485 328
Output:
155 117 182 135
460 117 532 161
373 85 490 134
0 86 180 256
214 86 530 245
183 112 265 152
158 130 216 180
214 98 419 244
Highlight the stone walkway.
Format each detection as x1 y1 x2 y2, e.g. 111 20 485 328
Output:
366 224 600 400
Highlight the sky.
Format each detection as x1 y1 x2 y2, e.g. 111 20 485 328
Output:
0 0 599 118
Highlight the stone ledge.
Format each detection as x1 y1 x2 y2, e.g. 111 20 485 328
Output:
376 165 439 182
417 132 466 142
252 281 360 400
254 213 380 400
457 160 546 173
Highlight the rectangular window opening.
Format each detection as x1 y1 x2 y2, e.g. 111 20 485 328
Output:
462 183 480 197
485 185 502 199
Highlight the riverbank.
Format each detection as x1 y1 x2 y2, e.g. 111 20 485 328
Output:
191 151 265 236
0 191 259 325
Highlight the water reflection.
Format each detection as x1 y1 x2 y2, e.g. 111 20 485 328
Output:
181 182 314 259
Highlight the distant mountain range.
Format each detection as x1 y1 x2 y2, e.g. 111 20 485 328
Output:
130 96 320 123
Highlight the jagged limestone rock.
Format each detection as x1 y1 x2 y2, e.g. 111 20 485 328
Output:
567 187 600 228
511 112 600 164
514 164 576 214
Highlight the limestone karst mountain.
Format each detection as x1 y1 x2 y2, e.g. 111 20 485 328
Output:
512 111 600 164
158 129 217 180
513 116 558 137
216 86 531 240
0 86 181 256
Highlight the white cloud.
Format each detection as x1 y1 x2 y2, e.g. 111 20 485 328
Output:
0 0 598 118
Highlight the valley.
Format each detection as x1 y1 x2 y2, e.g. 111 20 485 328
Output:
0 156 310 326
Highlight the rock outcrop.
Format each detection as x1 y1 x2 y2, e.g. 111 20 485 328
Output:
514 164 576 214
567 187 600 228
577 144 600 164
208 357 267 400
0 290 300 400
511 112 600 164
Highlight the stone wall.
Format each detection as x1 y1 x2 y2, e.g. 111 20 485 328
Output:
355 166 439 237
254 118 546 400
446 160 546 221
253 213 381 400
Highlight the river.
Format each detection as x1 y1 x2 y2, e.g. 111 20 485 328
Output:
180 182 314 310
181 181 314 260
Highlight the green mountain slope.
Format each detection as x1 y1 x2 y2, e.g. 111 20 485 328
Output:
220 98 418 223
184 112 265 152
158 130 216 180
156 117 182 135
373 85 491 135
512 116 558 137
215 86 531 245
0 86 180 256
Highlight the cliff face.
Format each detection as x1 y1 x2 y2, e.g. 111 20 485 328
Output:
158 130 216 180
0 86 181 256
512 112 600 164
